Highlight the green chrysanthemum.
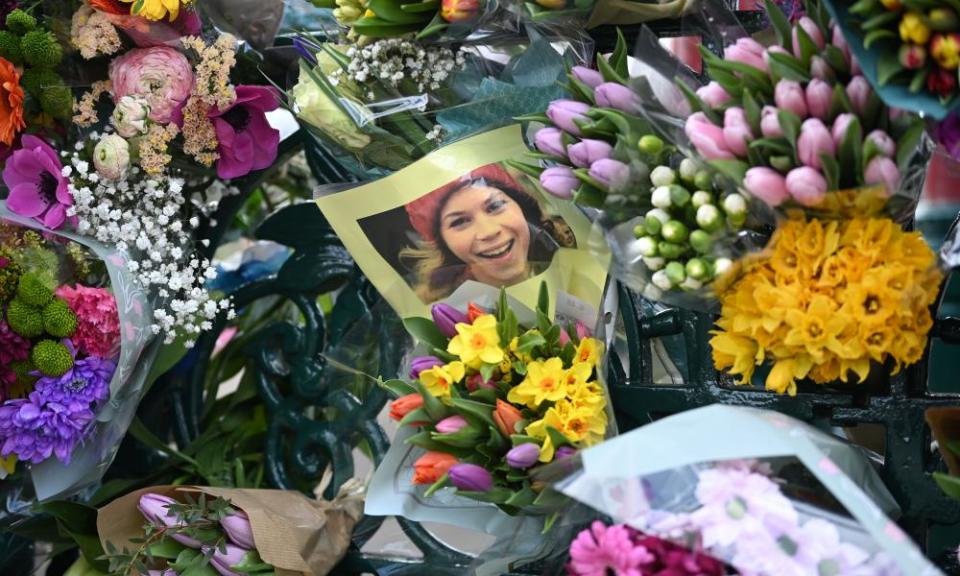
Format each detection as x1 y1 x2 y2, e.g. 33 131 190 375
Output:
42 299 77 338
21 30 62 69
31 340 73 377
5 10 36 35
0 252 22 302
6 299 43 338
16 273 53 307
39 82 73 119
20 68 59 99
0 30 22 65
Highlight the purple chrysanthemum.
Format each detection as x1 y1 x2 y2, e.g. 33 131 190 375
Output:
34 355 115 406
0 391 95 464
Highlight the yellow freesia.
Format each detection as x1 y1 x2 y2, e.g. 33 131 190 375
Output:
447 314 503 368
120 0 190 21
419 361 465 398
507 357 567 408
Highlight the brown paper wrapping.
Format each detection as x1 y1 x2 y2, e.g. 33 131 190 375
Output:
97 481 365 576
926 407 960 476
586 0 693 28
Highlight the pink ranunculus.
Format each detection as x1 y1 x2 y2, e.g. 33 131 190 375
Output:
724 37 768 72
722 107 754 157
831 113 856 146
785 167 828 206
846 75 872 115
208 86 281 180
743 167 790 207
793 16 825 57
3 135 71 229
760 106 783 138
864 156 901 195
805 79 832 120
108 46 194 123
774 80 808 118
696 81 731 108
685 112 734 160
797 118 836 170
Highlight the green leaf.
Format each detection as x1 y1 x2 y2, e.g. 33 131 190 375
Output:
515 331 548 355
546 426 573 452
675 78 703 113
876 50 905 85
820 153 840 191
414 13 449 39
537 282 549 317
406 431 473 457
707 159 750 184
862 9 901 30
748 137 793 155
764 0 793 49
596 50 627 85
778 109 802 153
147 539 187 560
865 28 897 50
456 487 515 504
896 119 926 170
399 0 440 12
934 472 960 500
822 46 849 75
128 417 199 467
413 380 448 421
469 388 498 404
366 0 431 23
402 317 454 360
505 160 545 180
380 378 416 398
350 17 422 37
432 426 486 448
449 398 497 428
766 52 811 83
909 67 928 93
399 406 431 427
609 29 630 79
479 362 495 384
743 89 762 136
795 25 818 68
504 486 538 507
828 84 853 120
838 116 864 188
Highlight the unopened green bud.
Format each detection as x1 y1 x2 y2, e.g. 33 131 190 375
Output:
714 257 733 276
646 208 670 225
696 204 724 232
643 256 665 271
658 241 687 260
651 269 674 290
661 220 689 244
651 186 673 209
638 134 664 155
633 223 647 238
689 230 713 254
680 276 704 291
693 171 713 191
685 258 710 280
635 236 658 257
650 165 676 187
665 261 686 285
728 211 747 229
679 158 699 182
644 214 662 236
722 193 747 216
669 185 691 207
691 191 713 208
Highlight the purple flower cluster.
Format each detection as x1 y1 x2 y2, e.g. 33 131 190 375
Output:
0 350 114 464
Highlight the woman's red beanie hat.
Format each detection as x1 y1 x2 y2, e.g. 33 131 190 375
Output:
404 164 522 243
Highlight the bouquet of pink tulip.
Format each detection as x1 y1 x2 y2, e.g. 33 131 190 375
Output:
680 0 929 221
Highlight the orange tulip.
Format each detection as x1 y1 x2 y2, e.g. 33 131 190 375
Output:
440 0 480 23
412 451 458 484
389 393 424 422
492 399 523 437
466 302 487 323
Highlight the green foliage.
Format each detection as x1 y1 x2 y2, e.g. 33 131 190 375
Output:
42 298 78 338
20 68 59 98
0 30 21 65
6 298 43 337
0 249 22 302
21 30 62 69
39 82 74 119
31 339 74 377
5 9 36 35
17 273 53 307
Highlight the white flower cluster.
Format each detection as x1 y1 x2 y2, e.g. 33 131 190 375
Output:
64 133 235 346
338 39 467 95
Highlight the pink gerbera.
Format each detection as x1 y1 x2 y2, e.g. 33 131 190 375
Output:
568 521 653 576
55 284 120 358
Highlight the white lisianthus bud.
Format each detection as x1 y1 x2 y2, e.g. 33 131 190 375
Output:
722 193 747 216
652 269 674 290
642 256 665 270
691 191 713 208
646 208 671 224
714 257 733 276
94 134 130 181
112 96 150 138
635 236 658 257
650 166 676 187
679 158 699 181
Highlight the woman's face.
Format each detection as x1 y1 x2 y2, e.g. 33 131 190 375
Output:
439 184 531 287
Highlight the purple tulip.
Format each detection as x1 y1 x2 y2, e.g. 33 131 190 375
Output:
805 79 832 120
221 511 255 549
685 112 734 160
435 415 469 434
810 56 833 81
506 443 541 469
555 446 578 459
410 356 444 379
534 127 568 158
797 118 836 170
571 66 604 89
567 139 613 168
865 130 896 158
864 156 900 195
138 494 202 548
744 167 790 207
760 106 783 138
211 543 251 576
431 303 467 338
449 463 493 491
785 167 828 206
589 158 631 190
722 107 754 157
546 100 591 136
696 81 731 108
540 166 579 199
595 82 641 113
774 80 808 118
831 113 856 146
846 76 872 115
792 16 825 58
724 37 768 72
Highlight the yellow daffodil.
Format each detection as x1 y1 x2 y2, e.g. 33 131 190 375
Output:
121 0 190 21
574 338 601 367
447 314 503 368
563 362 593 388
0 455 15 475
419 361 465 398
766 357 813 396
526 400 607 462
568 380 607 413
508 357 568 408
899 12 932 45
710 332 759 384
783 295 850 362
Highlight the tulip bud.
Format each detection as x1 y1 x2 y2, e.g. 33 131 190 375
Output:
506 443 541 468
570 65 603 89
694 171 713 191
555 446 577 459
637 134 664 155
435 415 469 434
722 107 754 157
575 321 591 340
221 511 255 550
650 166 676 187
568 139 613 168
831 25 850 62
410 356 443 379
805 79 832 120
211 544 253 576
774 80 808 118
785 166 828 206
793 16 826 58
831 113 856 147
449 463 494 492
898 44 927 70
546 100 591 136
94 134 131 181
685 112 734 160
594 82 641 113
845 76 872 115
539 166 579 199
696 81 732 108
440 0 480 22
389 393 424 422
864 156 900 194
413 451 458 484
679 158 699 182
724 37 769 72
865 129 896 158
534 127 568 158
760 106 783 138
493 399 524 437
431 303 467 337
722 193 747 217
646 208 670 225
743 167 789 207
809 56 834 81
589 158 631 190
797 118 836 170
138 494 202 548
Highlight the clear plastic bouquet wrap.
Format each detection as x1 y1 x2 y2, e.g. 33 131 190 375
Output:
544 405 942 576
0 208 154 503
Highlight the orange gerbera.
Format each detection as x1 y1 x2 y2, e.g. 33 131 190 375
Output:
0 58 25 147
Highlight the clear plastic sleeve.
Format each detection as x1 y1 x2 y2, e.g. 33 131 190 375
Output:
0 207 155 507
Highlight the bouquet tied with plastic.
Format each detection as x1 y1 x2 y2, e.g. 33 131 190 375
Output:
0 208 154 503
544 405 942 576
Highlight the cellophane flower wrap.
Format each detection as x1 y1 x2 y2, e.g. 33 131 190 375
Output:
545 405 942 576
0 208 153 503
515 33 772 310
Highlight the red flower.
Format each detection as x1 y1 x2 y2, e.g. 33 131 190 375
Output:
928 67 958 96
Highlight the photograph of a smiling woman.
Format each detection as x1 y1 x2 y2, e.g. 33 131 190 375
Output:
359 163 577 304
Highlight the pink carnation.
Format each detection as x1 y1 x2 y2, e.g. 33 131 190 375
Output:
108 46 194 124
55 285 120 358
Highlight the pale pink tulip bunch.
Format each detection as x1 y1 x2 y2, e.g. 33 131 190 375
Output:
682 9 921 212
